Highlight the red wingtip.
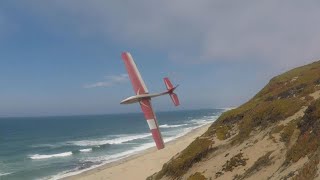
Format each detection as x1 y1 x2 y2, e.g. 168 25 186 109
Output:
121 52 129 60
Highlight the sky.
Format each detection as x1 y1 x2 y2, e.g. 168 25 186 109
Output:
0 1 320 117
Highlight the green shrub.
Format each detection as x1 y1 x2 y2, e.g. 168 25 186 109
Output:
292 154 319 180
280 119 299 144
151 61 320 179
187 172 207 180
286 99 320 164
222 153 248 172
298 99 320 134
271 124 285 134
235 151 273 180
216 125 231 140
152 138 214 179
232 98 304 144
286 132 319 164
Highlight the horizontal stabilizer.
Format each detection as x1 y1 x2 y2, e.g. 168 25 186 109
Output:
170 93 180 106
163 77 180 106
164 77 174 90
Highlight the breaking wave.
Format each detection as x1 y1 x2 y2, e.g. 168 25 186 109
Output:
68 133 151 146
159 124 188 128
0 172 12 177
79 148 92 153
29 152 72 160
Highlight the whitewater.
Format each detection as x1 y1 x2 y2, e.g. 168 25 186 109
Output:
0 109 225 180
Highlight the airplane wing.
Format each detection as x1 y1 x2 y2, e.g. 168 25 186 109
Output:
121 52 164 149
139 99 165 149
121 52 148 95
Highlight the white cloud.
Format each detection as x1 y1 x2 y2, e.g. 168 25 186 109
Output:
104 74 128 82
11 1 320 69
84 81 113 88
84 74 128 88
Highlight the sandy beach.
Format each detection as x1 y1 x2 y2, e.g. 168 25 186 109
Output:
64 124 211 180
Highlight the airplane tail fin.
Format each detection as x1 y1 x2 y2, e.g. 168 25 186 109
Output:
164 77 180 106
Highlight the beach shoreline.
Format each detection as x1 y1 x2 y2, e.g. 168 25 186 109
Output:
63 123 212 180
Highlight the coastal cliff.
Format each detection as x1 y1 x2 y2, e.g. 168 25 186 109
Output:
148 60 320 180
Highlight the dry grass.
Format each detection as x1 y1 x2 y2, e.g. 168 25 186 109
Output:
187 172 207 180
151 60 320 179
215 153 249 178
280 118 300 144
215 125 231 140
292 154 319 180
234 151 273 180
285 99 320 164
149 138 215 179
222 153 248 172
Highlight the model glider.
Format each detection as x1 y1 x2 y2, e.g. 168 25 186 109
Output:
120 52 180 150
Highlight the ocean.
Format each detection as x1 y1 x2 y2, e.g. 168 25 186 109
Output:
0 109 226 180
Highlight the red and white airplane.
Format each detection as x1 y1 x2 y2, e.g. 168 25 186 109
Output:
120 52 180 150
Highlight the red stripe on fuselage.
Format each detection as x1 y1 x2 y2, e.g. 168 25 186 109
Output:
140 99 165 149
151 129 165 149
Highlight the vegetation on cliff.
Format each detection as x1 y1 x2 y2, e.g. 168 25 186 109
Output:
148 138 214 179
148 60 320 180
285 99 320 164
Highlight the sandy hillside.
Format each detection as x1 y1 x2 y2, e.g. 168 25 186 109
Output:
149 60 320 180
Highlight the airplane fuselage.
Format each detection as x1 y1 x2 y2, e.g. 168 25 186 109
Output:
121 91 168 104
120 52 180 150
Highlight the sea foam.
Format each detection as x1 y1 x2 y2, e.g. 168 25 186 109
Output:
79 148 92 153
47 143 156 180
69 133 151 146
0 172 12 177
159 124 188 128
29 152 72 160
43 113 221 180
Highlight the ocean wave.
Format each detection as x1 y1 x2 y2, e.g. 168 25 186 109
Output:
46 143 155 180
159 124 188 128
189 115 219 124
31 144 58 148
42 116 220 180
190 119 212 125
220 107 236 112
88 142 155 164
0 172 12 176
68 133 151 146
104 143 154 162
29 152 72 160
163 125 202 143
79 148 92 153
